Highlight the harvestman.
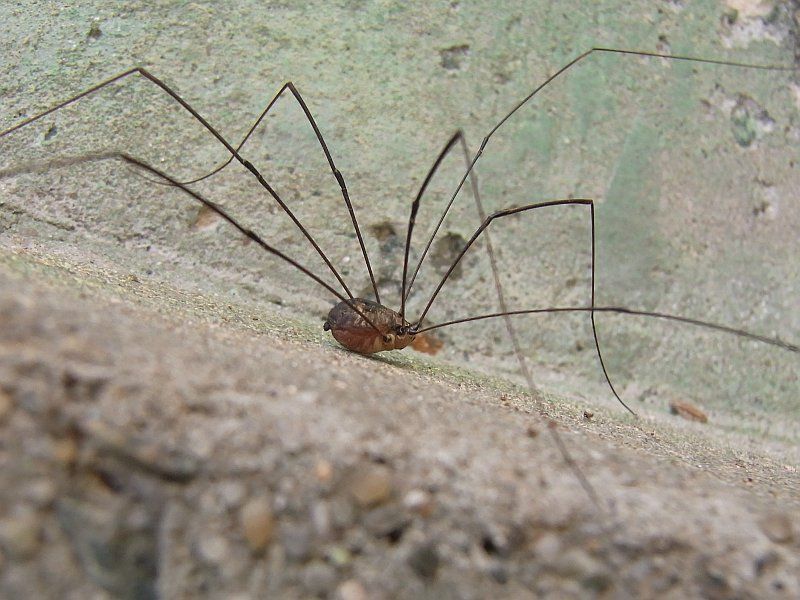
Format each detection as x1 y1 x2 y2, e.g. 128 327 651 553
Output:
1 47 798 507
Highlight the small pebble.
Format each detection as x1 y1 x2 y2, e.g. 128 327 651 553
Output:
125 505 151 530
218 481 246 508
327 545 352 567
303 560 338 596
407 542 439 579
759 513 794 544
669 400 708 423
363 505 409 540
311 501 332 538
553 548 609 590
0 511 42 560
403 489 434 517
481 523 523 558
239 497 274 552
336 579 368 600
534 533 562 563
186 429 214 459
315 459 333 483
282 523 313 562
488 561 508 584
24 479 58 508
347 464 392 508
52 435 79 466
197 534 229 565
754 550 780 575
344 529 369 555
330 497 357 529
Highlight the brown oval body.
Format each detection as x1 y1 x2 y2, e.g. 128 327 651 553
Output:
323 298 415 354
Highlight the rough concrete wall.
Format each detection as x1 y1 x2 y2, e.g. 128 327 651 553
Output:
0 1 798 427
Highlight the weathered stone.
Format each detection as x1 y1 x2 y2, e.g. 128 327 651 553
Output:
239 497 274 552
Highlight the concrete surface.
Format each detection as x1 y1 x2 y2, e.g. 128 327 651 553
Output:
0 247 799 598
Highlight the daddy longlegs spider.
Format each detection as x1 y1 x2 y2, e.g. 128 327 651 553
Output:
1 47 798 509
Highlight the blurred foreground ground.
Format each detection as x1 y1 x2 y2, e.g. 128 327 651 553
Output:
0 249 798 599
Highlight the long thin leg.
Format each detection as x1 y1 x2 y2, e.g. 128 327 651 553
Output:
404 49 796 479
402 131 469 302
395 128 538 390
165 81 382 304
412 194 799 411
413 198 631 415
0 69 358 301
415 199 593 327
431 49 795 290
456 137 604 508
399 131 463 321
456 132 537 395
586 201 632 413
0 153 389 337
416 302 800 416
398 133 604 507
417 306 800 355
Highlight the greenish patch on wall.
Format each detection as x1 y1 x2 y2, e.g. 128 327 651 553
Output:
596 117 665 307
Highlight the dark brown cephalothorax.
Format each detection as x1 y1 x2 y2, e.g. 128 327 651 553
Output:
324 299 416 354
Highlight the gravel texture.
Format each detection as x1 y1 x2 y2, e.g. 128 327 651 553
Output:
0 246 798 598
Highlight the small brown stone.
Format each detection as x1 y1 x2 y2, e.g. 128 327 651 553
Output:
759 512 794 544
0 511 42 560
52 436 79 466
669 400 708 423
347 464 392 508
315 459 333 483
239 497 274 552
